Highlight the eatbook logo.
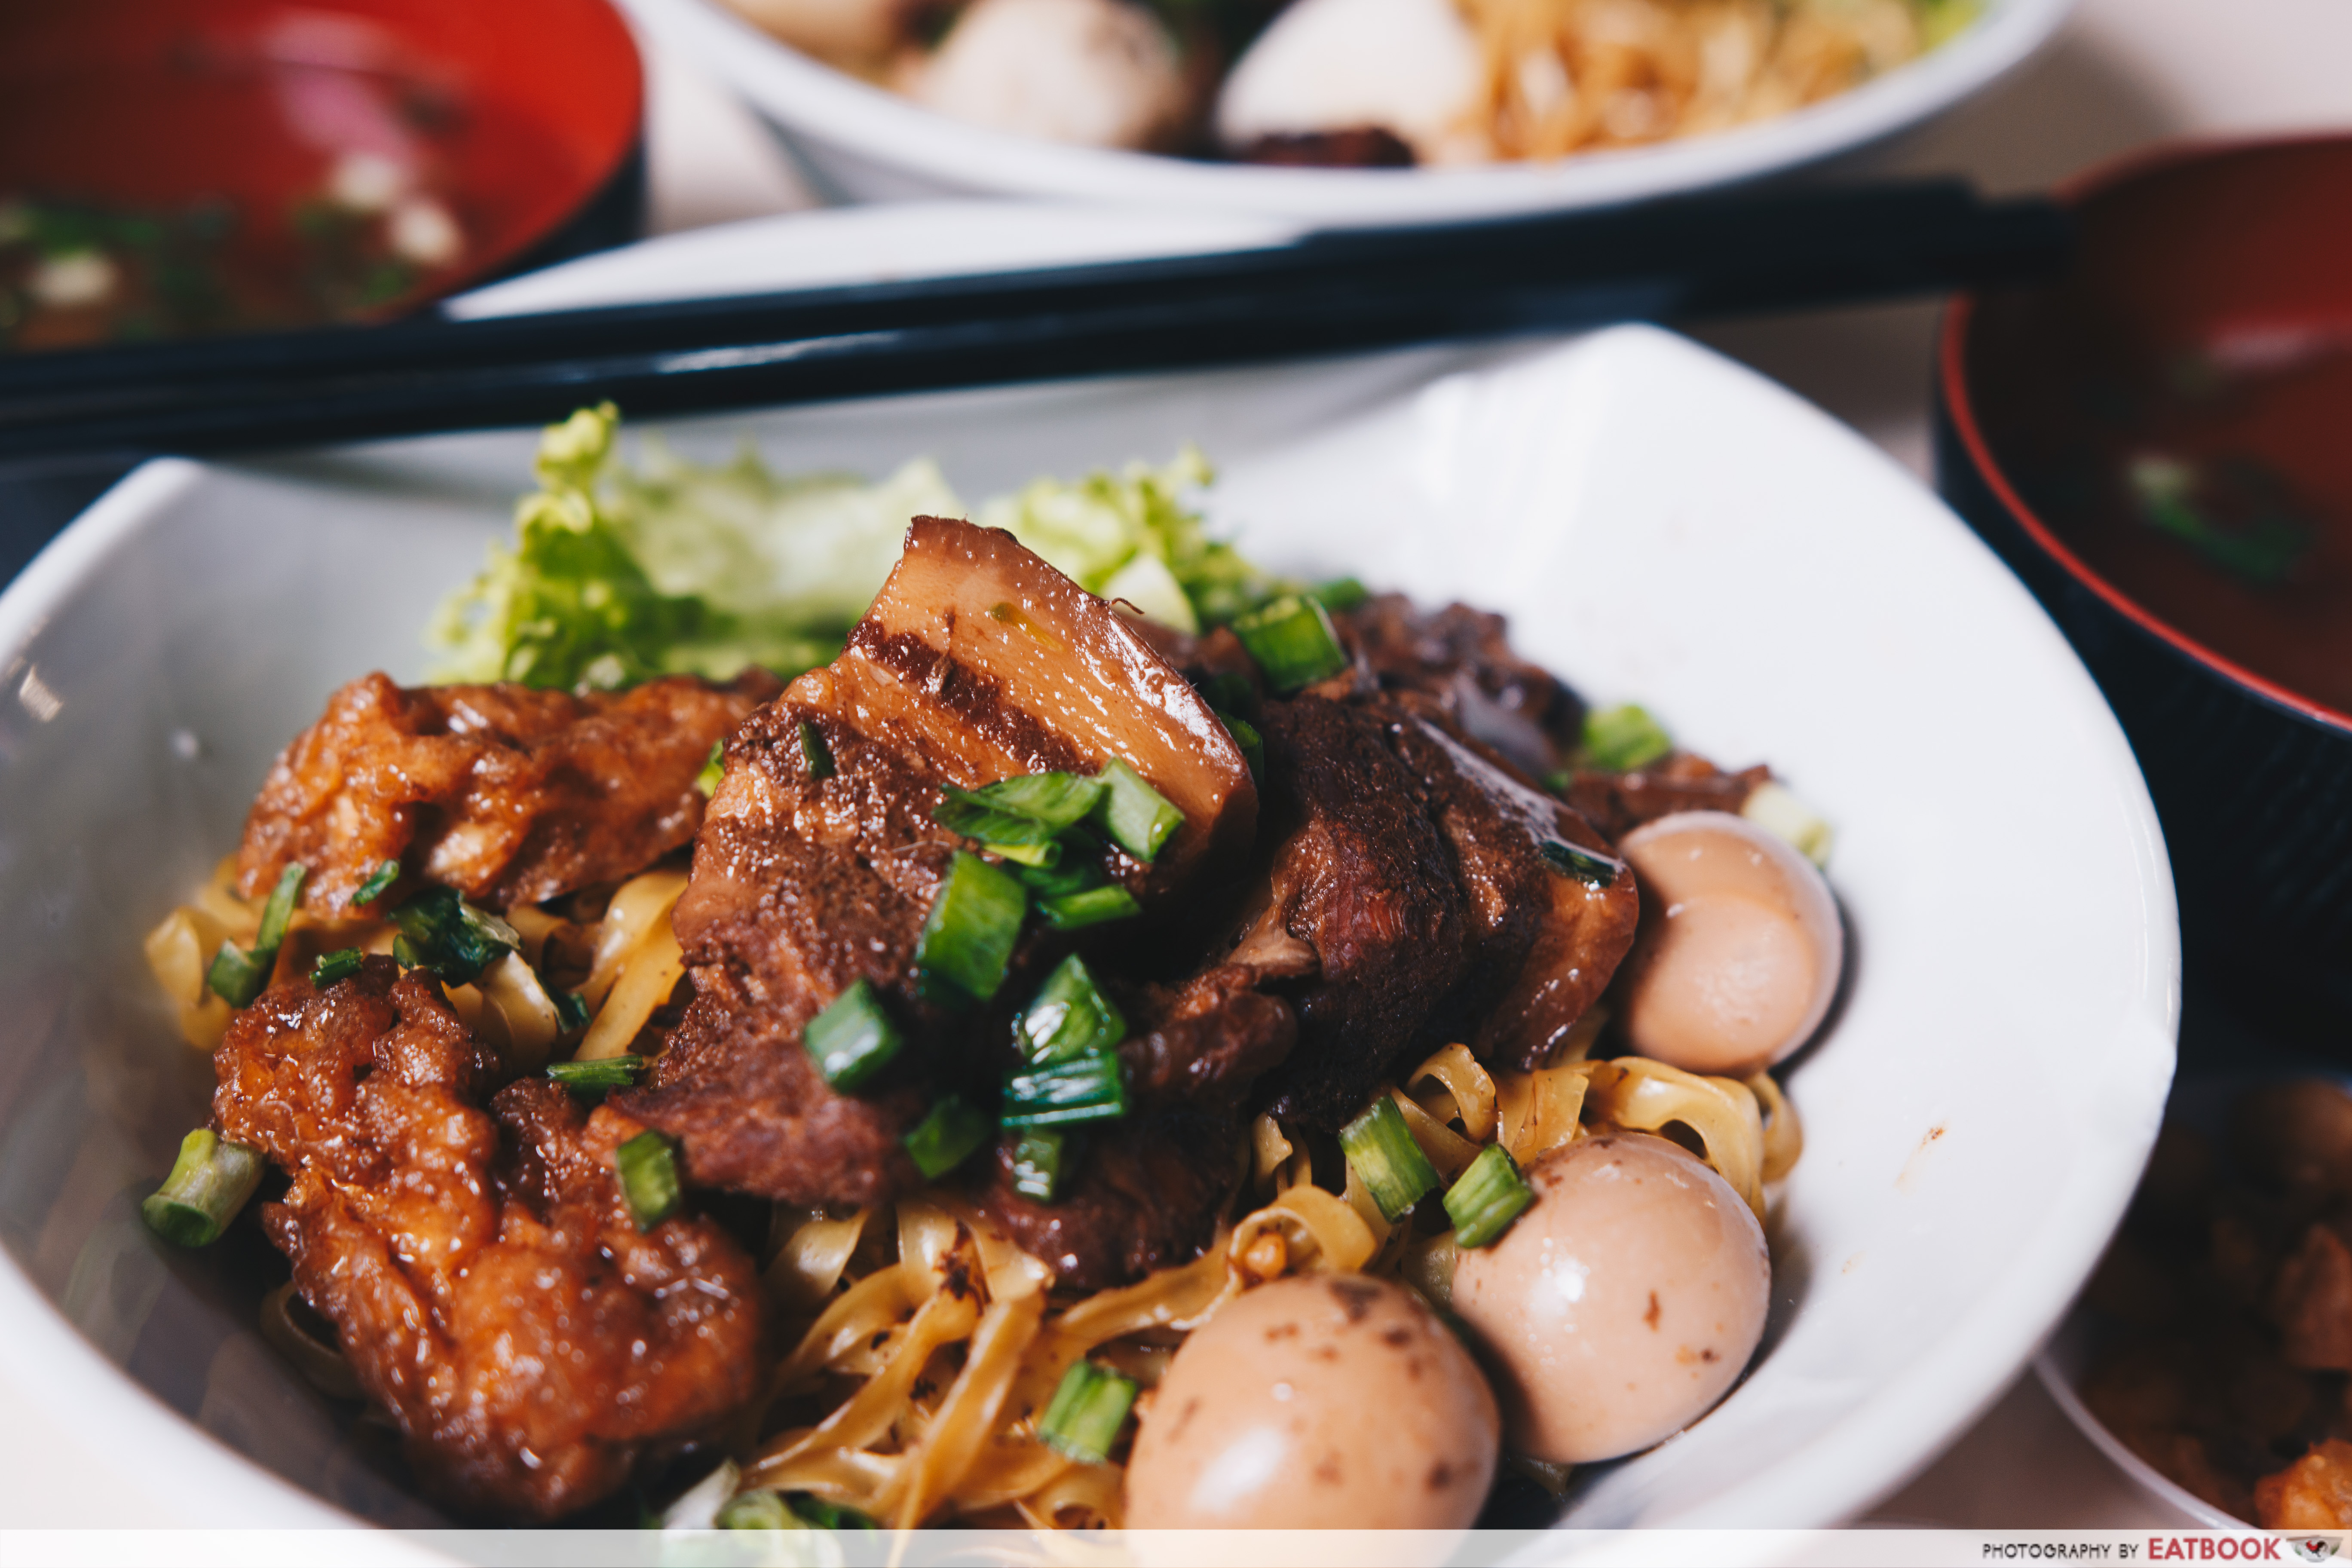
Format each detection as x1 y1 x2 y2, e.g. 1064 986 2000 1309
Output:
2290 1539 2341 1564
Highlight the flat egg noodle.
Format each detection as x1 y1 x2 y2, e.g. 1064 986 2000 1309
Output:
1406 1043 1499 1142
1495 1057 1599 1166
577 912 683 1060
1750 1069 1804 1185
886 1291 1047 1529
1228 1180 1378 1277
1390 1086 1482 1178
1582 1057 1767 1217
767 1207 872 1315
579 868 687 1005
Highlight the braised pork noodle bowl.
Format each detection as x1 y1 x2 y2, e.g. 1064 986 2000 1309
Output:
138 406 1838 1531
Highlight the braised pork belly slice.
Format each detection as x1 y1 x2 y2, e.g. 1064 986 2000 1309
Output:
214 959 768 1522
236 670 778 914
619 518 1257 1207
1337 594 1588 780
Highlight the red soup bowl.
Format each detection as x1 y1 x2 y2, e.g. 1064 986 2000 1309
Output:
0 0 642 352
1937 135 2352 1031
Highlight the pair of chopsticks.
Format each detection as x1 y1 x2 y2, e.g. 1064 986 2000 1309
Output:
0 180 2067 462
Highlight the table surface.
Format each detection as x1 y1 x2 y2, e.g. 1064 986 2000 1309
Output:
3 0 2346 1531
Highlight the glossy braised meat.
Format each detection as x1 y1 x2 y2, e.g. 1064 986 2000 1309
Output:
1115 962 1298 1114
964 1108 1247 1289
213 959 767 1522
619 518 1256 1210
236 670 778 914
1337 594 1587 779
1568 754 1771 842
1243 696 1474 1130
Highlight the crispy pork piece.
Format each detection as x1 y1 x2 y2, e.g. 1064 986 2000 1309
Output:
619 518 1257 1206
1338 594 1587 779
235 670 778 914
214 959 767 1522
2258 1439 2352 1528
1386 716 1639 1074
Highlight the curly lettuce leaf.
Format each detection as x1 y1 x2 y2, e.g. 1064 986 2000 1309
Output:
429 408 1283 689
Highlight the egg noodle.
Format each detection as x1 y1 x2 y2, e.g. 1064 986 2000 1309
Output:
146 860 1801 1529
1455 0 1960 161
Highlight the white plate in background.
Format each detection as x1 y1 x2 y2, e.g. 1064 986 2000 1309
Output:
0 214 2171 1540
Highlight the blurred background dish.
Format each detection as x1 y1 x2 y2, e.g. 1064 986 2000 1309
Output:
616 0 2072 221
1937 135 2352 1041
0 0 644 353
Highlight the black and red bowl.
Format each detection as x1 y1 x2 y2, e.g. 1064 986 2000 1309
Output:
0 0 643 350
1937 135 2352 1030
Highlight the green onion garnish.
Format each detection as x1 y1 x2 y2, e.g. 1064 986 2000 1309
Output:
789 1496 876 1531
802 979 904 1093
933 790 1064 868
615 1130 682 1231
1582 703 1672 772
695 740 724 798
903 1094 992 1180
1339 1096 1441 1222
1219 712 1263 779
1088 760 1182 864
1313 576 1369 614
968 772 1106 831
1017 833 1108 900
799 720 834 780
388 885 518 986
1038 885 1142 931
716 1489 799 1531
548 1054 645 1093
141 1129 265 1247
1539 838 1623 889
1231 593 1348 693
206 862 307 1007
350 858 400 907
553 988 591 1032
1038 1360 1139 1464
1445 1143 1535 1248
1010 1128 1069 1202
1192 671 1256 716
1001 1051 1129 1129
309 948 364 987
914 852 1027 1003
1017 956 1126 1064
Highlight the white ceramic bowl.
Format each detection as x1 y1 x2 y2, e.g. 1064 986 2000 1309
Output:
0 211 2173 1538
617 0 2074 224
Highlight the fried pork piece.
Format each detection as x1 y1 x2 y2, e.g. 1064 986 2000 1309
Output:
2259 1439 2352 1528
214 959 768 1521
1337 594 1587 779
619 518 1256 1208
236 670 778 913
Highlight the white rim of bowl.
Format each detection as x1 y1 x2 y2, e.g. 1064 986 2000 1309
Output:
621 0 2077 223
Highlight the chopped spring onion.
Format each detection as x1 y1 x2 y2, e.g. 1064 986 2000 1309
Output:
350 858 400 906
1339 1096 1441 1222
1231 593 1348 693
694 740 723 798
1539 838 1623 889
1742 780 1834 868
309 948 364 987
1582 703 1672 772
1088 759 1182 864
1010 1128 1069 1201
553 988 591 1032
802 979 904 1092
789 1496 877 1531
914 852 1027 1003
142 1129 265 1247
1313 576 1369 613
1017 955 1126 1064
903 1094 992 1179
388 885 518 986
715 1489 799 1531
1191 671 1256 717
1018 851 1104 901
1219 712 1263 778
1444 1143 1535 1248
548 1054 645 1093
207 862 307 1008
967 771 1106 831
1001 1051 1129 1129
615 1130 682 1231
1038 1359 1139 1464
933 790 1064 868
798 720 834 780
1540 770 1571 796
1038 885 1142 931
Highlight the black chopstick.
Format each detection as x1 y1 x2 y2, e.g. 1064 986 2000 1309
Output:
0 179 2067 462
